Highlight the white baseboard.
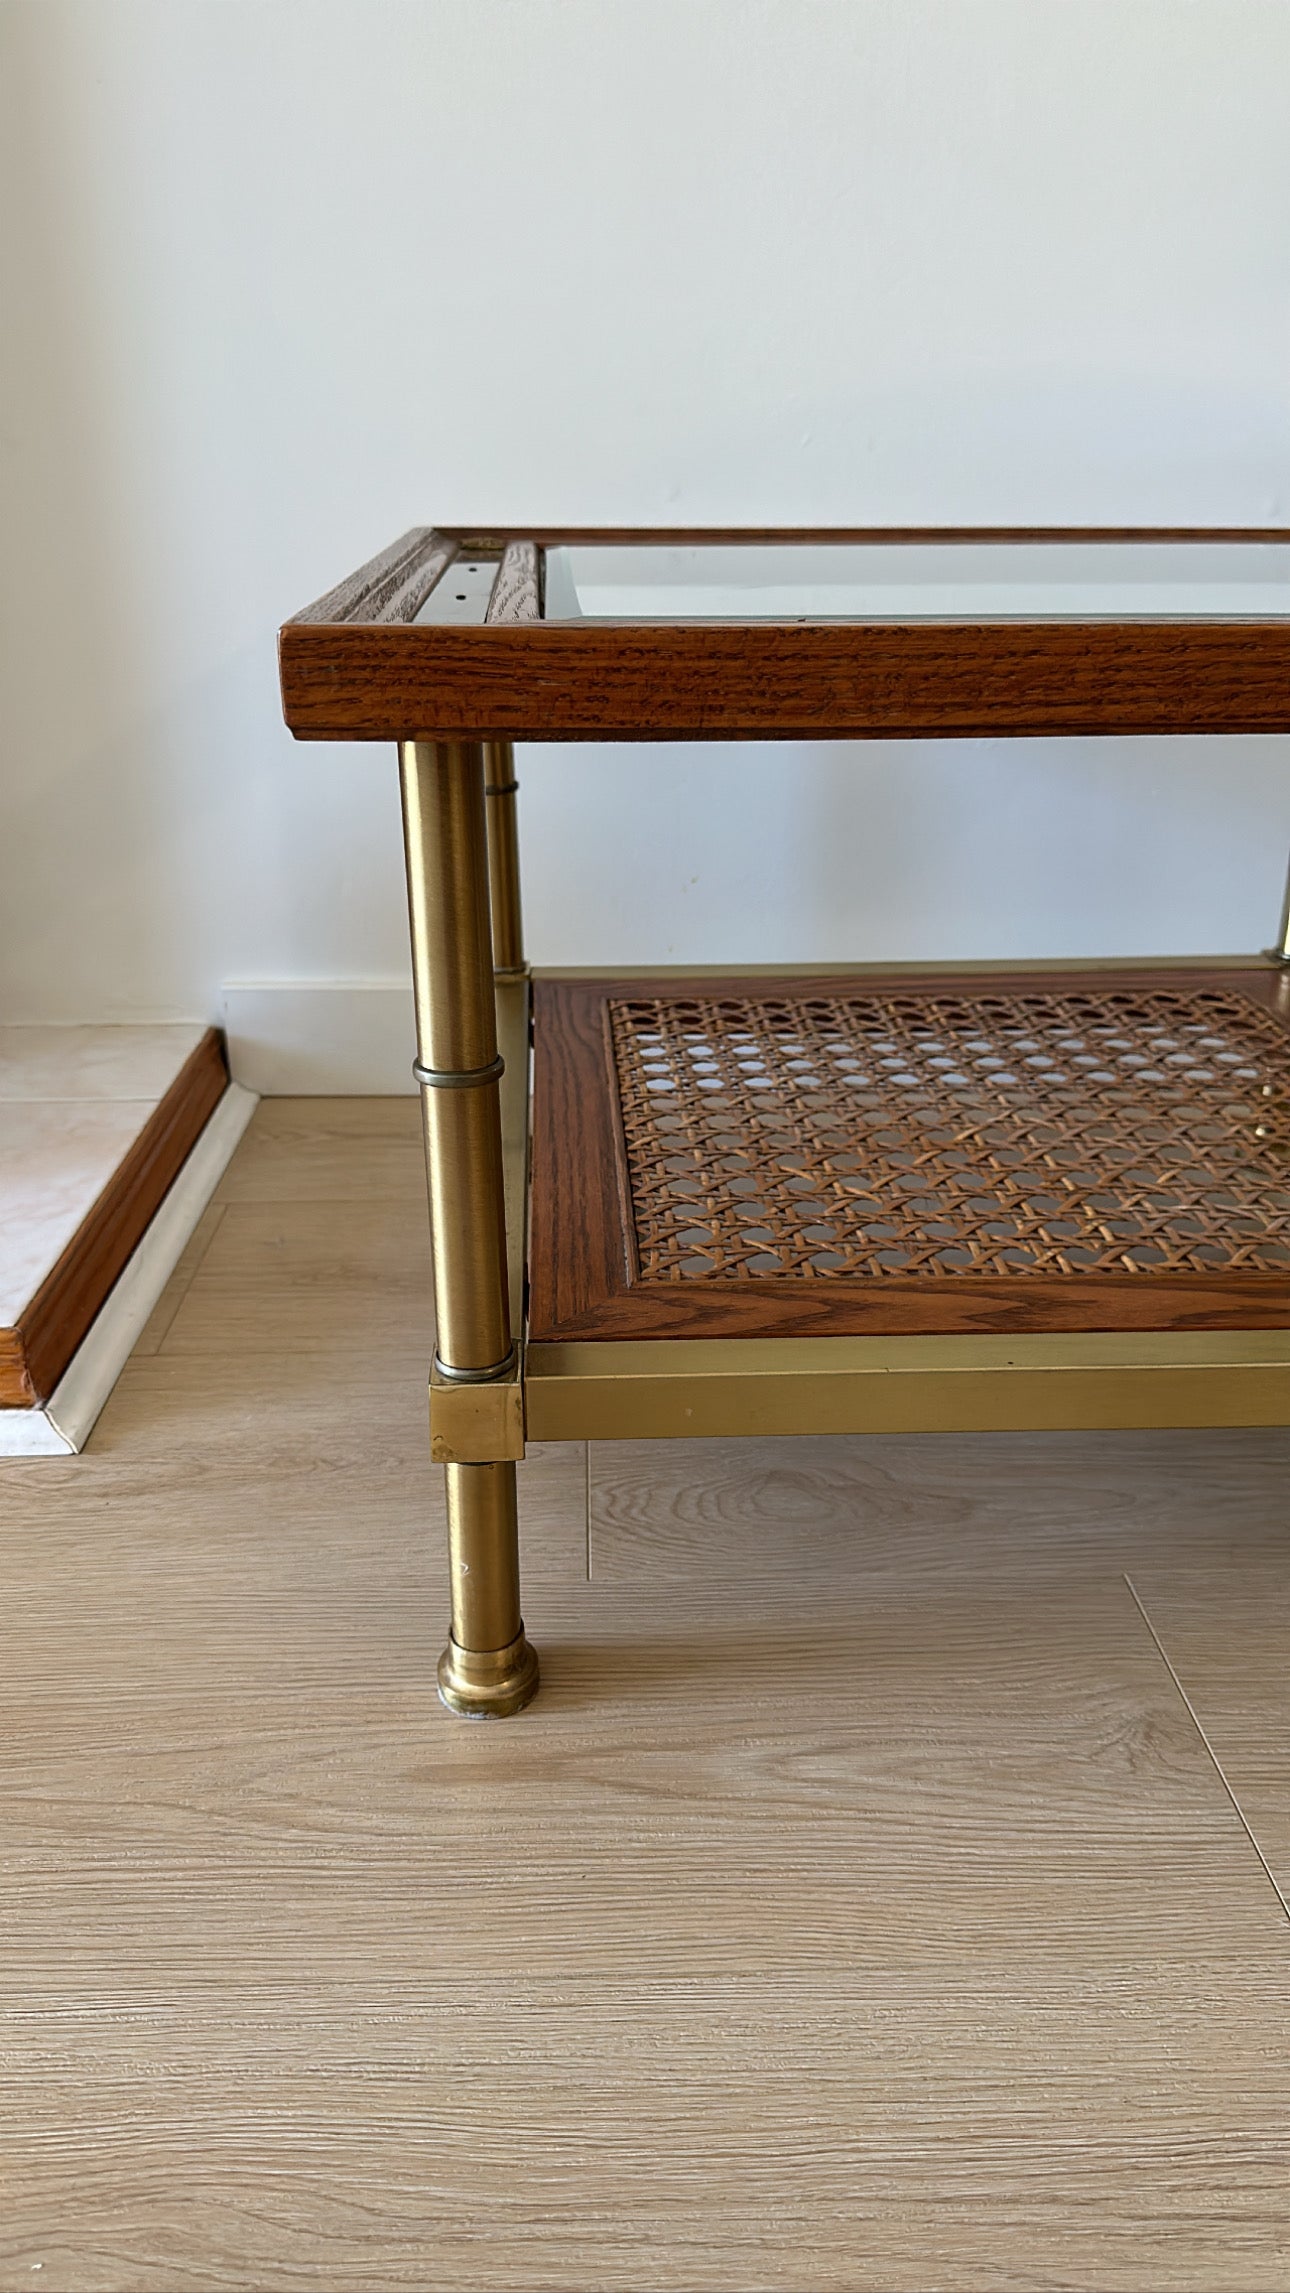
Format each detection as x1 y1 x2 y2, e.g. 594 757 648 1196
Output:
222 981 416 1094
0 1083 260 1457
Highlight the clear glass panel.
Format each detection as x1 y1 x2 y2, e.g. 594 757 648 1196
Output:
544 541 1290 621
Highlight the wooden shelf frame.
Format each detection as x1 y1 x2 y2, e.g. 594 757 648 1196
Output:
528 961 1290 1343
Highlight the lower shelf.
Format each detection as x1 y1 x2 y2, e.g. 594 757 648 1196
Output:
529 960 1290 1343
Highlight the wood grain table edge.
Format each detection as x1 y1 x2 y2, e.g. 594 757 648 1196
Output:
278 617 1290 742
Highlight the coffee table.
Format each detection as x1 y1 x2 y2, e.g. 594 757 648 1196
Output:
280 527 1290 1716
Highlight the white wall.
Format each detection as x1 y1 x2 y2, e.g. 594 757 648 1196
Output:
3 0 1289 1074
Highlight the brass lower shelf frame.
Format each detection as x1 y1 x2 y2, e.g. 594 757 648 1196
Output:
432 1325 1290 1455
524 1331 1290 1440
424 955 1290 1459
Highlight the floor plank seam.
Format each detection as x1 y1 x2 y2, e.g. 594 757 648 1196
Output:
1123 1570 1290 1929
150 1203 228 1352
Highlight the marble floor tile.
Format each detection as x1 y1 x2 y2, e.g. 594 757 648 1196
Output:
0 1102 159 1322
0 1022 214 1335
0 1025 206 1104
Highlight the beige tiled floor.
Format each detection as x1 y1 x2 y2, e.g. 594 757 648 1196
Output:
2 1095 1290 2291
0 1024 209 1103
0 1023 207 1322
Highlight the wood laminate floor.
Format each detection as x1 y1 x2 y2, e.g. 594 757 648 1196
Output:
2 1097 1290 2291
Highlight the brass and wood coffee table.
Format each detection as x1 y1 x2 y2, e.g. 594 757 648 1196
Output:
280 527 1290 1716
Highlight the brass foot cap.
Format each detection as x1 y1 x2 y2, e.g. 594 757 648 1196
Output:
438 1627 540 1718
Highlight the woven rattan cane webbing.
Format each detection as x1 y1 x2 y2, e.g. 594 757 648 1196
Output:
607 986 1290 1283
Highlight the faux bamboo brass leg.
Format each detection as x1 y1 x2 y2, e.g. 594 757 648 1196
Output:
1273 850 1290 965
484 739 525 978
438 1462 539 1716
399 738 538 1717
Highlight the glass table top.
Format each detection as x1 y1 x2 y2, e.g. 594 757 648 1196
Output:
541 540 1290 622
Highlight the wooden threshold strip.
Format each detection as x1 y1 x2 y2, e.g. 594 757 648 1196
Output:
0 1028 229 1407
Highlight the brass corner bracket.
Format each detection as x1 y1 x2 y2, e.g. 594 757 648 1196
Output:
429 1366 526 1463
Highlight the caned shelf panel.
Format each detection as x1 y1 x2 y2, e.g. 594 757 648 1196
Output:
529 963 1290 1346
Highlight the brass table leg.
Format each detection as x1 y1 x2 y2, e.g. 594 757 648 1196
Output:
399 738 539 1718
1273 849 1290 966
484 740 525 979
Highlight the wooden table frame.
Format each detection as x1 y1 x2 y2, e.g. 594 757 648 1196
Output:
281 526 1290 1717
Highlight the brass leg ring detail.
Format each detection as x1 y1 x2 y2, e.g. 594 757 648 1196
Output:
433 1346 518 1385
413 1053 505 1090
438 1627 540 1718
